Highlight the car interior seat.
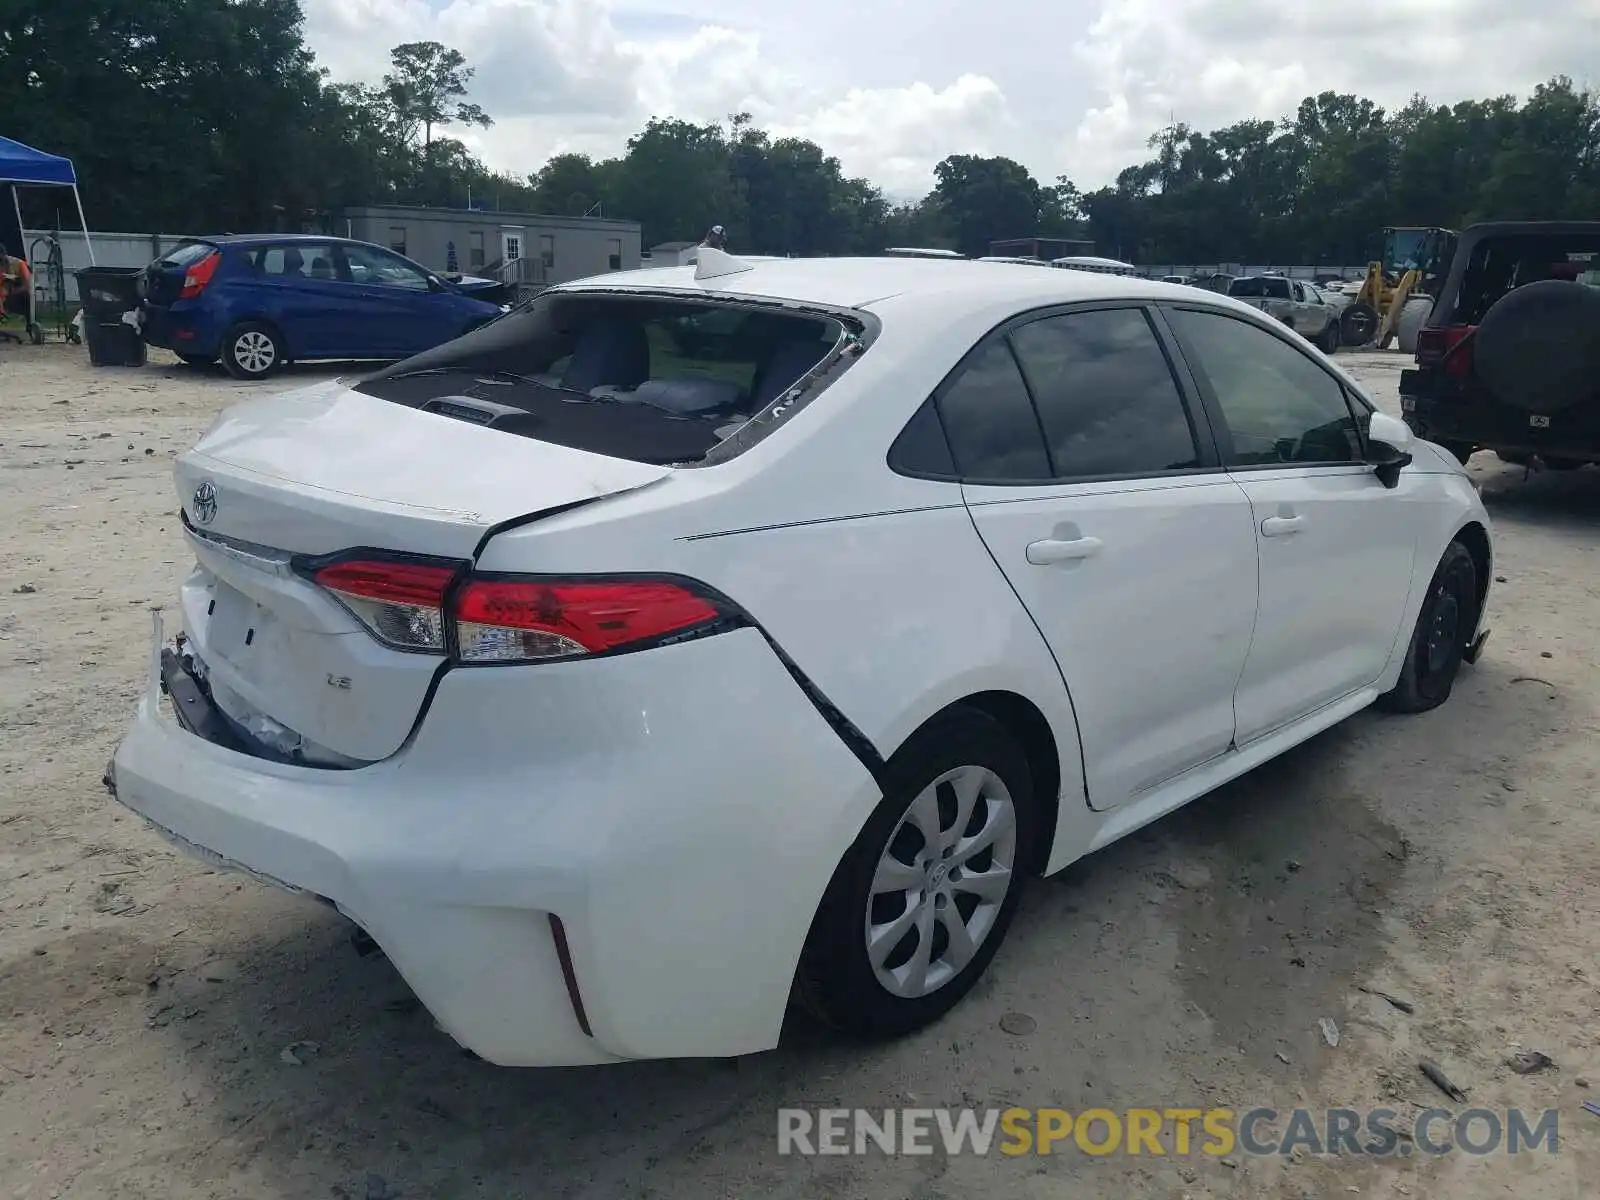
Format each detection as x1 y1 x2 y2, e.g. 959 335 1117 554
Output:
309 256 334 281
560 320 651 393
750 335 829 408
280 248 306 278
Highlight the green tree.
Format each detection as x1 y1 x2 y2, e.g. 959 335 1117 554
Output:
529 153 616 216
613 118 740 246
931 155 1046 256
383 41 492 154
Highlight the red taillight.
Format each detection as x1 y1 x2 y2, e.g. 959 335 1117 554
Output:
454 578 726 662
179 251 221 299
313 559 457 652
311 559 736 663
1417 324 1475 377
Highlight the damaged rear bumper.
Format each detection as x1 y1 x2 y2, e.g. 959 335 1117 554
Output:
106 613 880 1067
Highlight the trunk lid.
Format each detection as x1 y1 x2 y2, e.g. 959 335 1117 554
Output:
170 381 670 764
143 240 218 308
176 380 668 558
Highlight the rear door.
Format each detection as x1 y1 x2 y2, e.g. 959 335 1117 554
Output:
954 304 1259 810
1162 305 1420 742
242 243 347 359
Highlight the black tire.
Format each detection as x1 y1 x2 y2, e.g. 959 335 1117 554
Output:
1473 279 1600 412
1316 320 1340 354
177 353 214 367
1378 542 1479 714
1340 302 1379 347
797 707 1037 1038
221 321 284 380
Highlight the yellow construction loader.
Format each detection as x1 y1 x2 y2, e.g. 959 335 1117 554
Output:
1338 226 1457 349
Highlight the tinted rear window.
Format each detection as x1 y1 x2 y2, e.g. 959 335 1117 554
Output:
1451 232 1600 323
356 293 858 466
1009 309 1200 477
1229 277 1290 299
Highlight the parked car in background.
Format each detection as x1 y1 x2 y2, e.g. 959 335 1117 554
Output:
1400 221 1600 467
140 235 508 379
107 255 1492 1067
1228 274 1342 352
1312 281 1351 311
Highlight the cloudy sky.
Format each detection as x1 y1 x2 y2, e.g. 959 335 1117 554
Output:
302 0 1600 197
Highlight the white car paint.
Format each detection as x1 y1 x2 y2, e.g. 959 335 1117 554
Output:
963 475 1259 809
109 257 1492 1066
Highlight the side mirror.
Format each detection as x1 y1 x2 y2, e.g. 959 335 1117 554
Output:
1366 411 1414 488
427 275 450 293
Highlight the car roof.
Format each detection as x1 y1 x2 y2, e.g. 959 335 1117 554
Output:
187 233 365 248
1458 221 1600 239
555 255 1185 313
1051 255 1136 269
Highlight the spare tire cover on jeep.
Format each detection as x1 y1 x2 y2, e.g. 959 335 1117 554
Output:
1472 279 1600 412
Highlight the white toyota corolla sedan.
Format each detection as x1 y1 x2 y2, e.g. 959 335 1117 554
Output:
108 251 1492 1067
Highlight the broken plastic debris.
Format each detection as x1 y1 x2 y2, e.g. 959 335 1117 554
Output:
1357 985 1415 1014
279 1040 320 1066
1508 1050 1555 1075
1318 1017 1340 1047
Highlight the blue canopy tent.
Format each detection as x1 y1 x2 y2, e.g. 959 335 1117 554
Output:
0 136 94 343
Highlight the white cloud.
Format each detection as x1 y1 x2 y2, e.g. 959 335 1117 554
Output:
1068 0 1600 185
773 76 1015 195
300 0 1600 197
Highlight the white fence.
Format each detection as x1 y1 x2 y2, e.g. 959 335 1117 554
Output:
20 233 1375 303
1144 264 1369 281
23 230 196 304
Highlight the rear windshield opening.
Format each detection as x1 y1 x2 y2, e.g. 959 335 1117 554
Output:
1451 234 1600 323
357 293 857 465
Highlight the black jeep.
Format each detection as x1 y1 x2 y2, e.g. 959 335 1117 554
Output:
1399 221 1600 468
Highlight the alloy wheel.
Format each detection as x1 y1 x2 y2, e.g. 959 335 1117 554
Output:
234 331 277 374
864 764 1017 999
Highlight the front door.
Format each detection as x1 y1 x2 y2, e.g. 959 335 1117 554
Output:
501 229 524 271
947 305 1259 810
1162 305 1420 743
334 243 445 357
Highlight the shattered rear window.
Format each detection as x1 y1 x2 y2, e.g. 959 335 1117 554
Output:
356 291 866 466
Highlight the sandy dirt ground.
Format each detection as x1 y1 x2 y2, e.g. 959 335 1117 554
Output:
1 342 1597 1200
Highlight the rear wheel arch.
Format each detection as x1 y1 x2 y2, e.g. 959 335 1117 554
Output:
1454 520 1492 621
891 691 1062 876
229 314 290 355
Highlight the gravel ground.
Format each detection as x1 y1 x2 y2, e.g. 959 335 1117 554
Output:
1 343 1597 1199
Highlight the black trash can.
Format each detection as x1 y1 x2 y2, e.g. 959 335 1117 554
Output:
83 318 148 367
75 266 148 367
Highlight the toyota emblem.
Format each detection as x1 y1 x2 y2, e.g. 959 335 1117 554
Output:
192 480 218 526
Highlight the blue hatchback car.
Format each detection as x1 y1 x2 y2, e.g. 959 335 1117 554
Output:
140 234 508 379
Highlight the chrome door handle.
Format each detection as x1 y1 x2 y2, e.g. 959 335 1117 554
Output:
1260 515 1305 537
1026 536 1103 565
